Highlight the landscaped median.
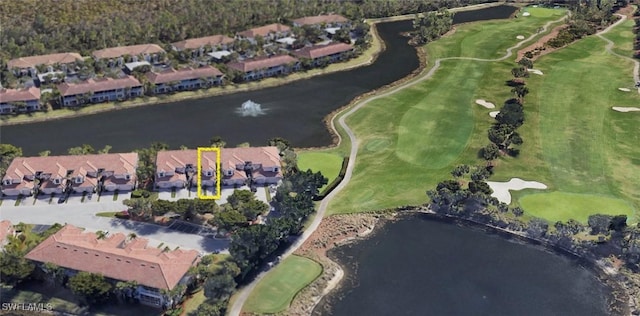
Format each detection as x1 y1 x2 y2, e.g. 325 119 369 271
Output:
242 255 322 314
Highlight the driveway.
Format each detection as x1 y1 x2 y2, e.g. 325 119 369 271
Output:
0 195 228 254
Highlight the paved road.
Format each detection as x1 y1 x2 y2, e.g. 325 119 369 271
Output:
596 13 640 94
227 10 571 316
0 195 229 254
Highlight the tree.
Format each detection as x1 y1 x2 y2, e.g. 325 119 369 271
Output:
588 214 613 235
210 136 226 148
67 272 112 305
0 251 34 286
511 207 524 217
511 66 529 78
517 57 533 69
38 150 51 157
609 215 628 232
450 164 470 178
511 85 529 101
68 144 96 155
481 143 500 161
212 209 247 232
42 262 65 286
468 181 492 195
0 143 22 177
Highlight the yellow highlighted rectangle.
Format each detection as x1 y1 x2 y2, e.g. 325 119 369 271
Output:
197 147 221 199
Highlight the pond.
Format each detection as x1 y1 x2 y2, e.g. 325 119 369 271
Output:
314 214 610 316
1 6 518 155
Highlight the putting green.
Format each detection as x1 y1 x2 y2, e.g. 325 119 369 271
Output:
243 255 322 314
519 192 635 223
297 152 343 190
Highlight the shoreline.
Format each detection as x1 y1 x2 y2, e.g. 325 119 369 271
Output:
290 208 633 316
0 24 385 127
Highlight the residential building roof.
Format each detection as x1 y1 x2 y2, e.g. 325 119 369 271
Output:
2 153 138 188
146 66 223 85
292 14 349 26
207 50 232 59
238 23 291 38
172 35 235 51
57 76 141 96
220 147 282 182
92 44 165 60
7 53 83 70
25 225 200 290
0 220 14 246
292 42 353 60
227 55 298 73
0 87 41 103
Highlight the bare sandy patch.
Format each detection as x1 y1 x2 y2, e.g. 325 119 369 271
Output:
516 35 525 40
487 178 548 204
528 69 544 75
522 12 531 17
475 99 495 109
618 88 631 92
612 107 640 112
489 111 500 118
516 23 568 61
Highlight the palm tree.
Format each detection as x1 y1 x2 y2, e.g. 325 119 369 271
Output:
511 85 530 101
127 233 137 241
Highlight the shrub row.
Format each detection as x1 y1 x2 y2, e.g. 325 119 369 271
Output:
314 157 349 201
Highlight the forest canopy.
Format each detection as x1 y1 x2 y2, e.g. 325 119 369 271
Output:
0 0 492 60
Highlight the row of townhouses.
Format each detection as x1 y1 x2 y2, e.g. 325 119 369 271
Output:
1 147 283 197
1 14 355 114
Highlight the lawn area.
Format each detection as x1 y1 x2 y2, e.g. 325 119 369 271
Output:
427 7 566 61
600 16 637 57
1 283 85 315
95 211 118 218
182 290 207 316
297 151 344 190
519 192 636 223
324 8 569 214
243 255 322 314
496 19 640 221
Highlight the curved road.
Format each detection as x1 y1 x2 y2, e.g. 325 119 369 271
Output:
596 13 640 94
227 12 569 316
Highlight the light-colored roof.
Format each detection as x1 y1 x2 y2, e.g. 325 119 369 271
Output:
8 53 83 69
172 35 235 51
0 87 41 103
25 225 200 290
2 153 138 189
0 220 13 246
276 37 297 45
146 66 223 85
292 14 349 26
227 55 298 73
57 76 141 96
92 44 165 60
207 50 232 59
238 23 291 38
292 42 353 59
124 61 151 72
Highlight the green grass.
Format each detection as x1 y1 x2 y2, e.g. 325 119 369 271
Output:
519 192 635 223
112 191 119 201
297 151 344 190
325 8 569 214
600 17 637 57
243 255 322 314
96 211 118 218
1 284 85 314
183 290 207 315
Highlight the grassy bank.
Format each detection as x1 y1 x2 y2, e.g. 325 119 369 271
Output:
321 7 565 214
243 255 322 314
297 151 344 191
0 27 382 126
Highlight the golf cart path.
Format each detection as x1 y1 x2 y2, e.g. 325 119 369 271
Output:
596 13 640 94
227 11 569 316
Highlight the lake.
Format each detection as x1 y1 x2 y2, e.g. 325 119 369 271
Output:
1 6 518 155
314 214 610 316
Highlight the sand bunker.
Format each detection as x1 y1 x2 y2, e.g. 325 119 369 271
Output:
528 69 544 75
516 35 525 40
487 178 548 204
612 107 640 112
475 99 495 109
618 88 631 92
489 111 500 118
522 12 531 17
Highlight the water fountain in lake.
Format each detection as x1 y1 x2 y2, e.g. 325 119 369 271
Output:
237 100 266 117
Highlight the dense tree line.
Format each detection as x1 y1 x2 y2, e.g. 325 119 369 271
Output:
634 10 640 60
0 0 492 60
411 8 455 45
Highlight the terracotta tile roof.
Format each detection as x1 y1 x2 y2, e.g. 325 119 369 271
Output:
155 147 282 183
2 153 138 189
172 35 234 51
8 53 83 70
238 23 291 38
25 225 200 290
92 44 165 60
0 87 41 103
227 55 298 73
146 66 223 85
0 220 13 246
292 42 353 59
292 14 349 26
57 76 141 97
